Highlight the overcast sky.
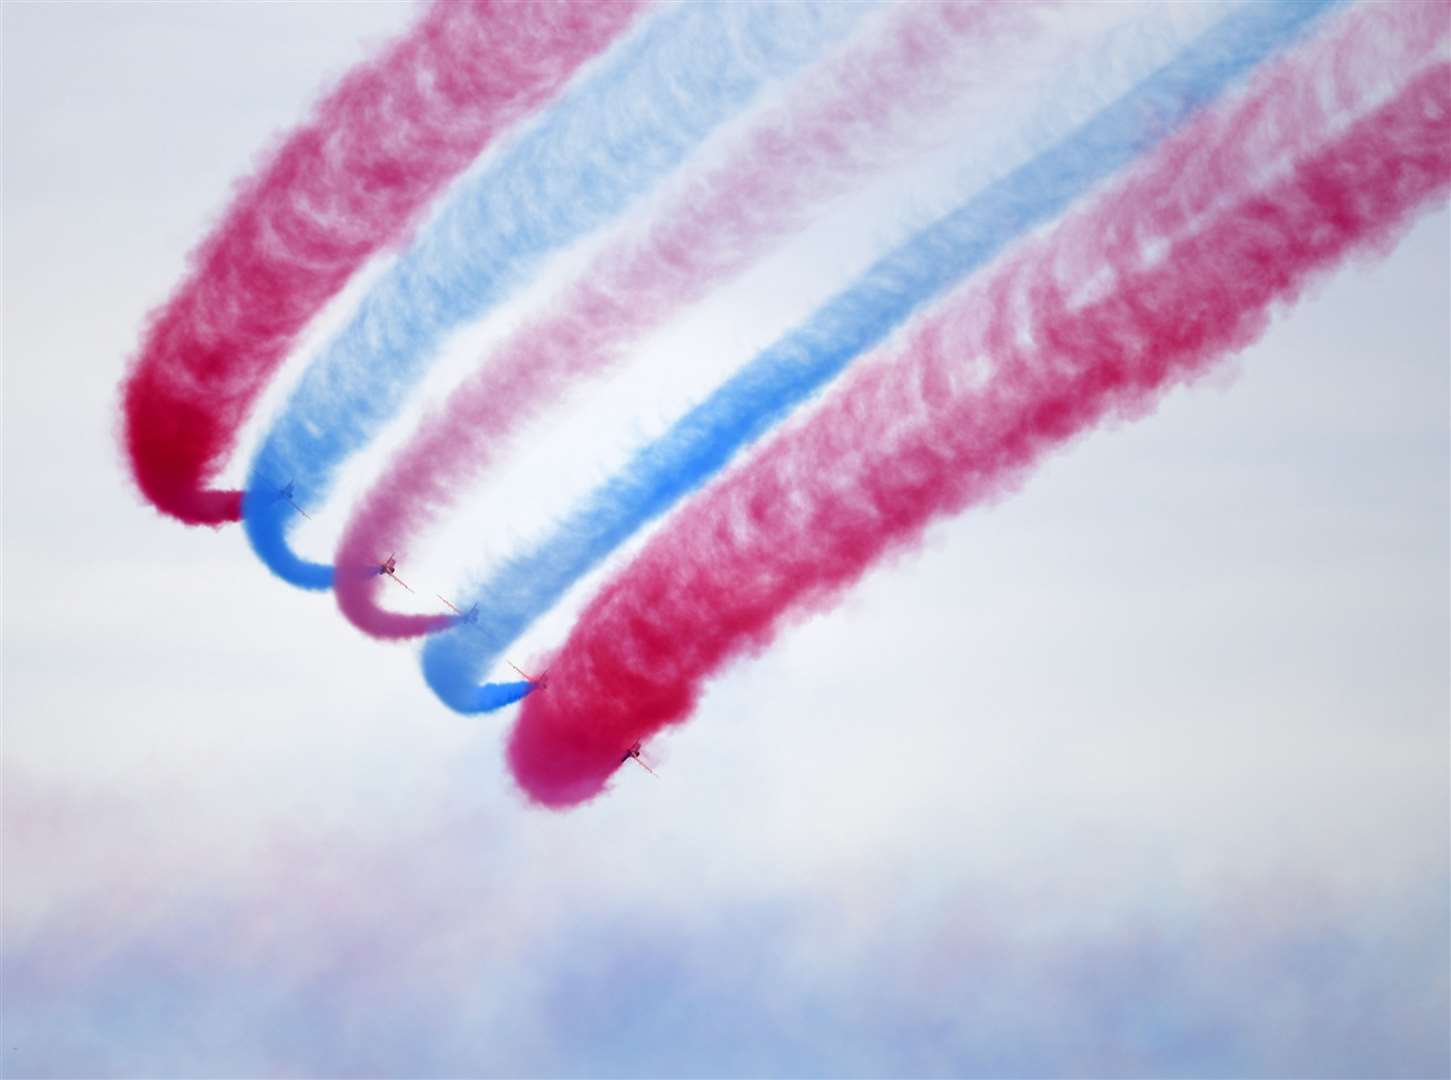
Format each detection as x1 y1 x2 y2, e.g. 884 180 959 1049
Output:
3 2 1447 1077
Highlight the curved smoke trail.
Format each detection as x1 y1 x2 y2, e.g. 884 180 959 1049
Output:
333 0 1054 641
420 0 1340 715
507 53 1451 803
119 0 646 526
241 0 877 591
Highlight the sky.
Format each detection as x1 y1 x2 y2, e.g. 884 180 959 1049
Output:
2 2 1448 1077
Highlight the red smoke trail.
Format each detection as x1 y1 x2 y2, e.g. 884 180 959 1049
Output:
333 1 1050 639
507 54 1451 806
119 0 646 526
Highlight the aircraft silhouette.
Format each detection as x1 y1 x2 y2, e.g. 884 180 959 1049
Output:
621 740 657 776
508 660 549 691
438 595 479 625
376 553 413 592
270 479 311 519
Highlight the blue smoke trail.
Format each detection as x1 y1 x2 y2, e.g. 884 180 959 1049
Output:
241 0 876 589
423 0 1341 713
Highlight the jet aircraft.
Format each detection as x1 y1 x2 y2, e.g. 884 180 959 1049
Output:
376 553 413 592
621 740 657 776
507 660 550 691
271 480 311 519
438 596 480 625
